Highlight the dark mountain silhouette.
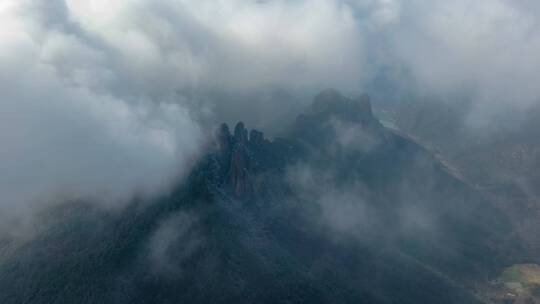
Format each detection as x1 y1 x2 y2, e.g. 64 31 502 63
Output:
0 90 521 303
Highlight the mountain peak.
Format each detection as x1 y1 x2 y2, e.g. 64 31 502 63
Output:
311 89 375 124
233 121 248 144
312 88 346 114
215 122 272 198
314 88 343 101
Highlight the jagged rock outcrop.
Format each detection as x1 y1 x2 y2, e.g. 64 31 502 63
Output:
311 89 379 126
292 89 385 150
234 122 248 144
249 129 264 147
232 122 251 198
216 91 384 198
217 123 232 161
216 122 267 198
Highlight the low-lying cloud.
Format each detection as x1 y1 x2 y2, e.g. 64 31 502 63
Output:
147 212 203 277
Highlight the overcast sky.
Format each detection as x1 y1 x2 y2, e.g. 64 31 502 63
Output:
1 0 540 235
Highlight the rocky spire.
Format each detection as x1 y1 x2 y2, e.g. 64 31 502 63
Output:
217 123 232 155
225 122 257 198
234 122 248 145
229 143 251 198
249 129 264 147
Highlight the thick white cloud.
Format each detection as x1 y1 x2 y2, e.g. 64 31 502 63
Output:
53 0 368 94
384 0 540 108
0 1 203 235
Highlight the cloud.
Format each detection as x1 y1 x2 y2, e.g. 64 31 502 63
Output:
330 118 382 153
55 0 367 94
382 0 540 108
286 162 375 238
147 212 203 277
1 0 540 235
0 0 373 235
0 1 203 235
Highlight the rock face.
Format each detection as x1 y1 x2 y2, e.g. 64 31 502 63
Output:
233 122 248 144
229 123 251 198
216 122 269 198
292 89 385 151
311 89 378 126
249 130 264 147
217 123 232 158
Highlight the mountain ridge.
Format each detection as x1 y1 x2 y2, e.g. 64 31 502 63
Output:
0 90 522 304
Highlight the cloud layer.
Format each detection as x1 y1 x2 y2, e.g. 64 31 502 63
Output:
1 0 540 233
385 0 540 108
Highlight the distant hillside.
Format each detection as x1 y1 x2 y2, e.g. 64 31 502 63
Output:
376 99 540 258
